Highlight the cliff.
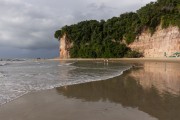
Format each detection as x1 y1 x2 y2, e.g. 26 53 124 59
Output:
59 34 72 59
59 26 180 58
129 26 180 57
56 0 180 58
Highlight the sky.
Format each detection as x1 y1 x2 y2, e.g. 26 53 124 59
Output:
0 0 156 58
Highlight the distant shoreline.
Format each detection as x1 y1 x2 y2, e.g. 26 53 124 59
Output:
49 57 180 62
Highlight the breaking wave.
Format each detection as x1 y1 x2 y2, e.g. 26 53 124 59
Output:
0 62 8 66
0 60 131 106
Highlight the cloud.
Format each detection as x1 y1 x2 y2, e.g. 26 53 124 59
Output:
0 0 156 58
0 0 60 51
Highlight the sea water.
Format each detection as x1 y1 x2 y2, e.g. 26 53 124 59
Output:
0 60 131 105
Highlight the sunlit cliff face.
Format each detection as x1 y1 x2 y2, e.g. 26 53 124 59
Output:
129 26 180 57
130 62 180 95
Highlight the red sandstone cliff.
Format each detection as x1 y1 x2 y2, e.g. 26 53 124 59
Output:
129 26 180 57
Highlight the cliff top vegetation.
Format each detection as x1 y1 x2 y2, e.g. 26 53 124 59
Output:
55 0 180 58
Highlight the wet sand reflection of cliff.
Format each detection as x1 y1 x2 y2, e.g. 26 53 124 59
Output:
56 62 180 120
131 62 180 95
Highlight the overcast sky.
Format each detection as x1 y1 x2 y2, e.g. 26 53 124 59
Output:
0 0 156 58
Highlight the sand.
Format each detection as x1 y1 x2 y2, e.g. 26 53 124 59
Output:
0 60 180 120
0 89 158 120
50 57 180 63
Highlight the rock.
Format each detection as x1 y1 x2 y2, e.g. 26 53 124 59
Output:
129 26 180 57
59 34 73 59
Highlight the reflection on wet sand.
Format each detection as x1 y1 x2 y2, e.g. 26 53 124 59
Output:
56 62 180 120
131 62 180 95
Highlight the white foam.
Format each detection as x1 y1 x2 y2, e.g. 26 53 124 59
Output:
0 62 8 66
0 61 132 106
0 72 5 78
65 62 76 65
58 62 76 66
55 66 132 88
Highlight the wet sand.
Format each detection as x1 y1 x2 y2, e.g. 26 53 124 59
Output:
50 57 180 62
0 61 180 120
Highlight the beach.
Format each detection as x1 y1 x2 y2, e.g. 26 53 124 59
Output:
0 60 180 120
51 57 180 62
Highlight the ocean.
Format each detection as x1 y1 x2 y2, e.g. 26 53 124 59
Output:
0 60 131 105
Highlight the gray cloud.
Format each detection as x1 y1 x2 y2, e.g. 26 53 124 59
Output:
0 0 156 58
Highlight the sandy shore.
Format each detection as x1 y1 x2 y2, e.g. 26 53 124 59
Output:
0 61 180 120
50 57 180 62
0 89 157 120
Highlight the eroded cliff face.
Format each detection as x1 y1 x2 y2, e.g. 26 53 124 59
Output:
59 26 180 58
129 26 180 57
59 34 72 59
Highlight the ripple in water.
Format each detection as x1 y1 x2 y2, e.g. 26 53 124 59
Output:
0 72 5 78
0 60 131 106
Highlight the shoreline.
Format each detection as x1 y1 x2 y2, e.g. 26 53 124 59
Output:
0 65 151 120
0 61 180 120
49 57 180 62
0 60 133 107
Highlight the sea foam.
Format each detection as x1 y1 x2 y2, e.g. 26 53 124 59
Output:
0 60 131 106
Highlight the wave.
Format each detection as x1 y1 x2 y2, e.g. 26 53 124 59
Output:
0 61 132 106
0 91 28 106
53 66 132 88
58 62 76 66
0 72 5 78
0 62 8 66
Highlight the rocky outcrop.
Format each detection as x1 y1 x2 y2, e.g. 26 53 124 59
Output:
59 34 72 59
129 26 180 57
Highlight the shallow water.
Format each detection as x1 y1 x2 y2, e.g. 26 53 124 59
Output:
0 61 180 120
0 60 131 105
56 61 180 120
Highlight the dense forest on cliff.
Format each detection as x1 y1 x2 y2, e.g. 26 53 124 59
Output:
55 0 180 58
